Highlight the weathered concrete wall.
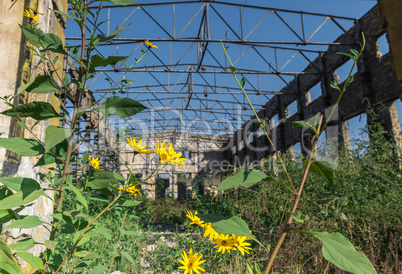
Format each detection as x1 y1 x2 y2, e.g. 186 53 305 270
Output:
0 0 67 259
224 5 402 167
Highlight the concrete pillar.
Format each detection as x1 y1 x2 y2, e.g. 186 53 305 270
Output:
147 176 156 199
0 0 67 261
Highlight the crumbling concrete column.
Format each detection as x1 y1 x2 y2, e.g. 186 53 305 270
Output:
0 0 68 260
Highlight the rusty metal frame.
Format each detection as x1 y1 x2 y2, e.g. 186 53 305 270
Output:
66 0 359 136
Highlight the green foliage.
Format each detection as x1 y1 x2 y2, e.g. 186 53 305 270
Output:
5 216 44 229
87 170 125 189
97 25 128 43
16 252 44 273
301 231 377 274
101 0 137 6
0 241 18 265
1 102 62 121
198 214 260 245
247 262 262 274
44 126 73 152
0 188 43 210
215 169 268 191
0 138 44 156
19 24 66 54
19 75 61 94
303 159 334 185
8 239 37 252
98 96 147 118
90 55 128 68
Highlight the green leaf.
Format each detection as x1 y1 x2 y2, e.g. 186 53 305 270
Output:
1 102 61 121
0 189 43 210
8 238 37 251
82 152 89 165
215 170 268 191
291 212 304 224
101 0 137 5
44 240 57 253
330 81 341 92
20 75 60 94
292 113 320 135
87 170 125 189
34 153 56 167
66 183 88 212
247 261 261 274
52 10 74 20
345 74 354 87
240 77 246 88
0 177 41 193
90 55 127 68
16 252 44 273
121 251 135 264
336 52 354 59
0 241 17 265
88 196 109 203
76 106 90 119
118 200 142 207
15 121 28 130
91 264 108 274
0 261 22 274
98 97 147 118
300 231 377 274
98 25 128 43
6 216 44 229
45 126 73 152
198 214 262 246
19 25 66 54
120 229 139 236
228 66 235 72
93 227 112 240
0 138 45 156
350 49 359 57
303 160 334 185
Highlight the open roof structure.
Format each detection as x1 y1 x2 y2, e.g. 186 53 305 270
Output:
65 0 375 138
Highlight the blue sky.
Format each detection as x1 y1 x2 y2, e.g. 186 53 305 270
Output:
63 0 400 147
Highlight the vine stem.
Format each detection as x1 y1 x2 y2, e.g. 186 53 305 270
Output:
220 41 296 194
263 115 323 274
108 210 128 273
48 0 89 242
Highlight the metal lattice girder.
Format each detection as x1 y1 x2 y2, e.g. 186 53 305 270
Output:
65 0 361 135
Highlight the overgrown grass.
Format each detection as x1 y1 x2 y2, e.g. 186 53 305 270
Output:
58 122 402 273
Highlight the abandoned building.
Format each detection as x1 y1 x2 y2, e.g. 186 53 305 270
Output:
0 0 401 257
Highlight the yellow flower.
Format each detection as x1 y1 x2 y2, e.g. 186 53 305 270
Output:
23 10 39 22
232 234 252 255
186 211 204 227
154 142 186 166
118 186 142 197
89 157 100 169
213 234 236 254
202 222 218 241
145 40 158 49
177 248 206 274
127 137 152 154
